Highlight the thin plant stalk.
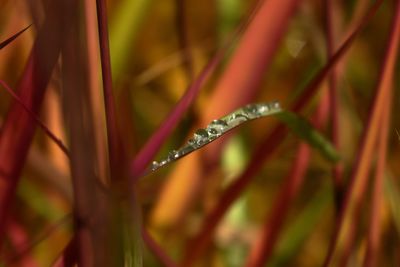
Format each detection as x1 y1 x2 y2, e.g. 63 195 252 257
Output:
322 1 400 265
324 0 343 208
362 82 392 267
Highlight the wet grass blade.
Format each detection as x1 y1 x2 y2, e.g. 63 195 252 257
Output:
151 0 300 233
131 2 263 178
0 24 31 50
362 85 391 267
182 1 384 264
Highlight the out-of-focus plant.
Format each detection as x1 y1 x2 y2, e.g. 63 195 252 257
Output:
0 0 399 266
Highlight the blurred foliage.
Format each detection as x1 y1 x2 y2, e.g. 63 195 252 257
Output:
0 0 399 266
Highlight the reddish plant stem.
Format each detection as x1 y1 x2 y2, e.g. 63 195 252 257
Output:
322 0 400 265
324 0 343 208
0 80 69 157
96 0 125 181
362 83 392 267
0 0 65 243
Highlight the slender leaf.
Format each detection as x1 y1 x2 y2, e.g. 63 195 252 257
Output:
0 24 31 50
276 111 340 162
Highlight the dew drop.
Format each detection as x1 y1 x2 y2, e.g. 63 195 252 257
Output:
207 120 227 137
168 150 179 160
210 119 228 131
193 128 209 145
269 101 281 110
151 161 160 171
257 104 269 114
227 113 248 126
206 127 220 138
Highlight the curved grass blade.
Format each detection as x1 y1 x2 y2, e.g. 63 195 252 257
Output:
276 111 340 162
0 24 31 50
0 80 69 157
151 0 300 237
131 2 263 178
145 101 281 175
182 1 385 264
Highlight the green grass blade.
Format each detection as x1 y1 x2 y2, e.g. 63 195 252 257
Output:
276 111 340 162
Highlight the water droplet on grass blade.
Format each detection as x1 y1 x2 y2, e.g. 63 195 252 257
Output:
151 161 160 171
192 128 209 145
227 113 248 126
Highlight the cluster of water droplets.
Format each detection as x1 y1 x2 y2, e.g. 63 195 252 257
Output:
150 101 281 172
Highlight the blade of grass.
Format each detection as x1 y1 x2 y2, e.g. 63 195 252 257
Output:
275 111 340 162
84 0 108 184
61 1 123 266
131 0 263 178
0 0 66 243
324 0 343 205
0 80 69 156
322 1 400 265
96 0 137 265
362 69 392 267
151 0 299 233
182 1 384 264
96 0 125 181
0 24 31 50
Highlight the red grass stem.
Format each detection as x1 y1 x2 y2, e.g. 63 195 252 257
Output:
362 89 391 267
96 0 125 181
322 0 400 265
0 80 69 157
324 0 343 208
